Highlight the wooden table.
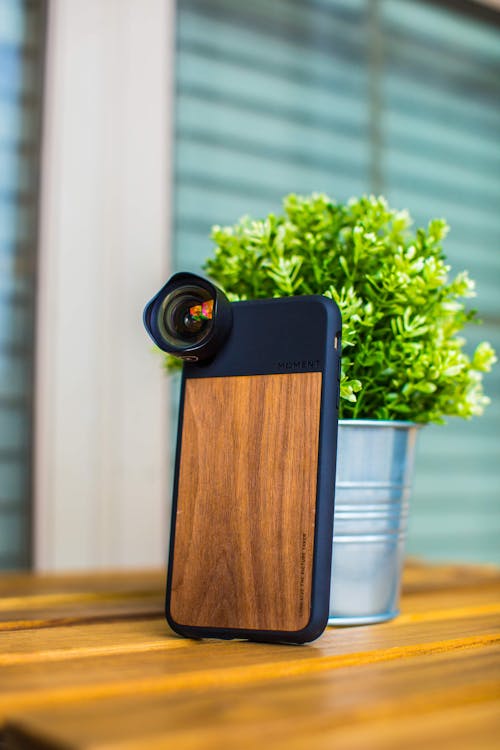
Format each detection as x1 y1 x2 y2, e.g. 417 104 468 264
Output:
0 561 499 749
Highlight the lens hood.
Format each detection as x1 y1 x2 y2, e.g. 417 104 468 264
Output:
143 272 233 362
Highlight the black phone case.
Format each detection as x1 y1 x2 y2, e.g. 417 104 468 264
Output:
166 295 341 644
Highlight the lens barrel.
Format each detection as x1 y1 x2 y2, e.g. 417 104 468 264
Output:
160 285 214 348
143 272 232 362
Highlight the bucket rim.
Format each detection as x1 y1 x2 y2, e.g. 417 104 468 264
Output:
338 419 424 429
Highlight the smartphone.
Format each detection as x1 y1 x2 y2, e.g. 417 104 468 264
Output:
144 273 341 644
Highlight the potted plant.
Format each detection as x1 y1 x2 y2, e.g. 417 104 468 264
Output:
166 193 496 625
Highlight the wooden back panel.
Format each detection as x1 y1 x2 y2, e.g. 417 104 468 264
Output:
170 372 322 632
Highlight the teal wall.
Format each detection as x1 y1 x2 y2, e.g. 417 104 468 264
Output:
0 0 46 569
173 0 500 563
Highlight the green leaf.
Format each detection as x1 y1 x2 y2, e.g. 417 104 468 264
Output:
157 191 497 425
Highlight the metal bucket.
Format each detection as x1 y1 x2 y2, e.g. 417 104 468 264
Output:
329 420 420 626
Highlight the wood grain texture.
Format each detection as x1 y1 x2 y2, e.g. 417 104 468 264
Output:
0 570 164 631
4 647 500 750
170 372 323 632
0 562 498 749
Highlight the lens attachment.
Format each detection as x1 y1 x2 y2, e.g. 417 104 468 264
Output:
143 272 232 362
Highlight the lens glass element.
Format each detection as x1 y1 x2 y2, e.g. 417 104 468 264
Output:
158 285 215 349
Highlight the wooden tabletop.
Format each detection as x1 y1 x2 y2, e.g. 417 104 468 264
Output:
0 561 499 749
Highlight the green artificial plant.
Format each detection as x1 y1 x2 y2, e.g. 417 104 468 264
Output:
168 193 496 423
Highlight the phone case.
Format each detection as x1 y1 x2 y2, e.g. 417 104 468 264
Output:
166 295 342 644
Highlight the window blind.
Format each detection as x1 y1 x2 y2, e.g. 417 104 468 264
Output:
0 0 46 569
175 0 372 270
173 0 500 564
380 0 500 561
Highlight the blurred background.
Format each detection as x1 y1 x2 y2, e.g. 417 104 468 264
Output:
1 0 499 572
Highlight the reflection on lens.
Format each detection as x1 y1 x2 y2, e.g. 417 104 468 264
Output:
158 286 215 349
189 299 214 322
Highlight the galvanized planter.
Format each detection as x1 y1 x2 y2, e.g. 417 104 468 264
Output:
329 419 421 626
